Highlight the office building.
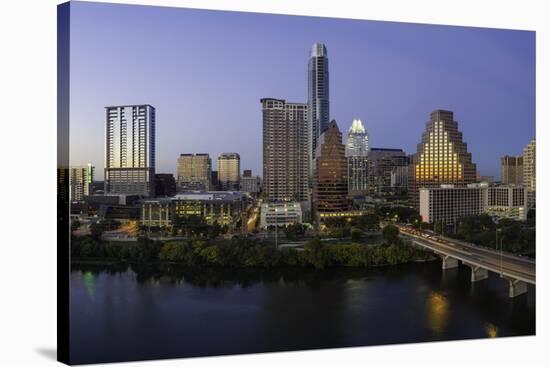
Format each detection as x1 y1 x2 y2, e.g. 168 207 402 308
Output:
409 110 476 208
486 185 526 220
104 104 155 196
313 120 348 216
501 155 523 185
391 165 409 192
523 139 536 209
368 148 407 194
211 171 219 191
420 184 526 225
259 202 303 228
240 170 262 195
218 153 240 191
346 118 369 195
419 184 486 225
141 191 247 229
261 98 309 202
177 153 211 191
154 173 177 197
308 42 330 156
69 164 94 201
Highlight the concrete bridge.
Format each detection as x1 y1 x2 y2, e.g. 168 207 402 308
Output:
396 225 535 298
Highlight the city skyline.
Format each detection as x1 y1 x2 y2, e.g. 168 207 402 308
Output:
69 2 535 180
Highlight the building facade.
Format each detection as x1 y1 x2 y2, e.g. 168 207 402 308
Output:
240 172 262 195
261 98 309 202
501 155 523 186
368 148 407 194
177 153 212 191
313 120 348 217
69 164 94 201
259 202 303 228
420 184 526 225
104 104 155 196
409 110 477 208
154 173 177 197
523 139 536 209
308 42 330 156
345 118 369 195
141 191 247 229
218 153 240 191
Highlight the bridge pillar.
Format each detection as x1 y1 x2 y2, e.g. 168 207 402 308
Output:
507 279 528 298
440 255 459 269
466 265 488 282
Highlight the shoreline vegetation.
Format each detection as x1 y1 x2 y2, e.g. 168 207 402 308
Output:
71 233 435 270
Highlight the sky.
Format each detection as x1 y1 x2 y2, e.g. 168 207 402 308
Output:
69 1 536 180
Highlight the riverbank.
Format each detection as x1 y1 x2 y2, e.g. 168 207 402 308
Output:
71 235 435 269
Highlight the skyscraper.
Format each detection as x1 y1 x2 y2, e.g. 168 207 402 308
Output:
408 110 476 208
69 164 94 201
218 153 240 191
368 148 408 194
261 98 309 202
345 118 369 195
313 120 348 217
177 153 212 191
308 42 330 156
105 104 155 196
523 139 536 209
501 155 523 185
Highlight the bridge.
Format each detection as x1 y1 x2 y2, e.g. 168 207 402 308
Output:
395 224 536 298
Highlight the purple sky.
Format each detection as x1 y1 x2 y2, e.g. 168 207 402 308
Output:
69 1 535 180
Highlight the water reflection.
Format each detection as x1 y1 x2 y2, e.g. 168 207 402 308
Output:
83 271 95 300
485 322 498 338
427 291 449 336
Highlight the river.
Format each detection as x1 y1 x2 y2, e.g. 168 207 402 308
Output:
70 261 535 364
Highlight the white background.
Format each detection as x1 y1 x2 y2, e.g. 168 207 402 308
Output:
0 0 547 366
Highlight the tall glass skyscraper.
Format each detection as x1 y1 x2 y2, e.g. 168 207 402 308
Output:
345 119 369 195
308 42 330 157
104 104 156 196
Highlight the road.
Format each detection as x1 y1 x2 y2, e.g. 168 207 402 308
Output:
396 224 535 284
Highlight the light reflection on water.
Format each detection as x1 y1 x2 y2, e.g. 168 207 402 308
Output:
427 291 449 335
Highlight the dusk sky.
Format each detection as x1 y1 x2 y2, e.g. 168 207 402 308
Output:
69 1 535 180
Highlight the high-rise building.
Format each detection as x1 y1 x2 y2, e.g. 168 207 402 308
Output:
104 104 155 196
346 119 369 195
211 171 219 191
408 110 476 208
313 120 348 217
308 42 330 156
523 139 536 209
69 164 94 201
240 169 262 195
177 153 212 191
501 155 523 185
218 153 240 191
261 98 309 202
154 173 177 197
368 148 407 194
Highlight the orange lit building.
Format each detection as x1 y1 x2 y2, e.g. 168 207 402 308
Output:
408 110 477 209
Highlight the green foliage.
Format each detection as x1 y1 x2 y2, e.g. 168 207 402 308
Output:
284 223 307 240
354 214 380 232
304 238 329 269
382 224 399 244
350 228 363 242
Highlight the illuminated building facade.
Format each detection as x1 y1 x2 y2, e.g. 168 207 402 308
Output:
141 191 246 229
259 202 303 228
218 153 240 191
313 120 348 216
104 104 156 196
261 98 309 202
501 155 523 185
308 42 330 156
409 109 476 208
345 118 369 195
177 153 212 191
523 139 536 209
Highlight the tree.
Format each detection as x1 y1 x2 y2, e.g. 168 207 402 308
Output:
159 241 186 261
351 228 363 242
304 238 328 269
71 219 81 232
355 214 379 232
382 224 399 244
